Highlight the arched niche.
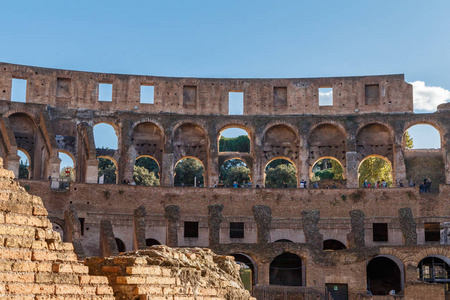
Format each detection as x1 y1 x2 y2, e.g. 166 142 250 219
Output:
356 123 393 162
323 239 346 251
417 255 450 287
146 238 161 247
219 158 251 188
58 151 76 182
269 252 304 286
403 123 442 150
18 149 31 179
367 256 403 295
231 253 258 286
264 158 297 188
173 123 208 166
358 155 393 187
262 124 299 164
309 124 346 167
131 122 163 163
174 157 205 187
310 157 345 183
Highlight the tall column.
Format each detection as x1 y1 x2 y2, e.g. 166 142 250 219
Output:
298 147 309 187
347 210 365 248
99 219 119 257
301 210 323 250
164 205 180 247
445 141 450 184
133 206 146 250
398 207 417 246
162 128 174 187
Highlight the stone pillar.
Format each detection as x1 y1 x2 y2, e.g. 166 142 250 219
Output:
133 206 146 250
394 144 406 185
99 219 119 257
398 207 417 246
346 151 359 188
85 159 99 183
5 153 20 178
445 142 450 184
64 206 85 258
301 210 323 250
164 205 180 247
298 147 310 187
161 153 174 187
257 261 271 285
440 222 450 245
347 210 365 248
252 205 272 243
208 204 224 248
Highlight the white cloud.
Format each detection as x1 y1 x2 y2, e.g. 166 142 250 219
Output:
410 81 450 112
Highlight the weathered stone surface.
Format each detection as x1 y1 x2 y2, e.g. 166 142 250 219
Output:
99 219 119 257
164 205 180 247
301 210 323 250
133 205 146 250
347 210 365 248
252 205 272 243
208 204 224 247
398 207 417 246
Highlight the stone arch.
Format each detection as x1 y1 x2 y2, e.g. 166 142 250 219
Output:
264 157 298 188
367 255 403 295
262 124 299 165
356 123 394 162
230 253 258 286
409 248 450 267
97 156 118 184
308 123 347 168
17 148 31 179
51 221 65 241
174 156 205 187
219 157 252 186
310 156 345 181
269 252 304 286
217 124 253 153
416 255 450 285
274 239 294 243
358 154 393 187
58 150 76 182
135 155 160 177
402 119 446 147
133 155 160 186
93 122 119 150
172 122 208 167
131 121 164 165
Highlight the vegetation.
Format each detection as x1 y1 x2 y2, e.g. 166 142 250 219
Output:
219 159 251 187
311 158 343 181
404 131 414 149
59 166 75 181
133 157 160 186
219 135 250 152
174 158 204 186
358 157 393 187
19 160 29 179
98 158 116 184
265 160 297 188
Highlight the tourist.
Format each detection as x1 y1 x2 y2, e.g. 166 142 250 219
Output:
397 180 404 188
409 180 415 187
381 179 387 188
426 178 432 193
282 182 287 188
218 181 224 188
247 181 253 188
300 179 306 188
313 182 319 189
363 180 369 188
233 181 238 188
331 183 337 189
130 180 136 186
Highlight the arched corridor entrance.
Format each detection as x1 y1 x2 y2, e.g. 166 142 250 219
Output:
269 252 303 286
174 157 204 187
367 256 402 295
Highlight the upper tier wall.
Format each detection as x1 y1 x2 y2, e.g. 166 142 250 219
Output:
0 62 413 115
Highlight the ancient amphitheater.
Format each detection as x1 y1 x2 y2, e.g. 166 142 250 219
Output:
0 62 449 299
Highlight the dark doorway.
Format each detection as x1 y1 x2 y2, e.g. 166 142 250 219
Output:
146 238 161 247
323 239 346 251
115 238 126 252
269 252 303 286
367 256 401 295
326 283 348 300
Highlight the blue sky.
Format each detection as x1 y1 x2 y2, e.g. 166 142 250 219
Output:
3 1 449 167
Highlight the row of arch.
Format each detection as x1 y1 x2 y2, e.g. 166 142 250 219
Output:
5 111 446 187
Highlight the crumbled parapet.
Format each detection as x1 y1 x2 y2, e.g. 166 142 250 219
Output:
85 245 255 300
0 158 114 299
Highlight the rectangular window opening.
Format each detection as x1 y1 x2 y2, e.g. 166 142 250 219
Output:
11 78 27 103
184 221 199 238
98 83 113 102
425 222 440 242
230 222 244 239
140 85 154 104
373 223 388 242
228 91 244 115
319 87 333 106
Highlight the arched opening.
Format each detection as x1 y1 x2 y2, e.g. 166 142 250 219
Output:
274 239 294 243
115 238 126 252
145 238 161 247
131 122 163 165
367 256 402 295
264 158 297 188
133 156 160 186
323 239 346 251
219 158 251 188
417 256 450 291
98 157 117 184
262 124 299 164
174 157 204 187
231 253 257 287
51 222 64 241
94 123 118 150
358 155 393 188
403 124 442 149
270 252 303 286
309 124 347 168
403 124 444 189
356 123 393 164
173 123 208 174
310 157 344 188
58 151 75 182
17 149 30 179
218 127 250 153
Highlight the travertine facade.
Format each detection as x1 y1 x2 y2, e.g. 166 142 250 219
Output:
1 63 450 299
